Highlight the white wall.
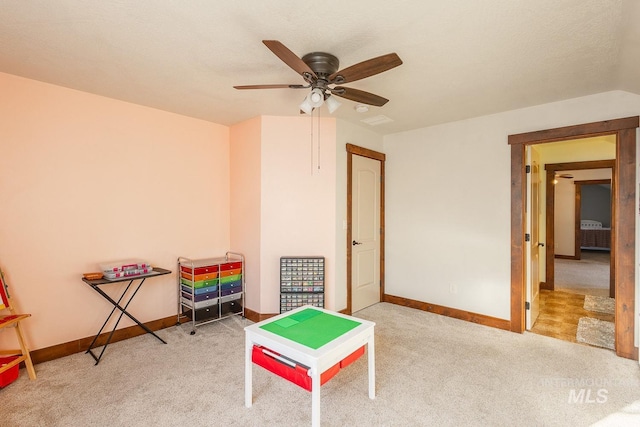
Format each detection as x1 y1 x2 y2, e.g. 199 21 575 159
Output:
383 91 640 323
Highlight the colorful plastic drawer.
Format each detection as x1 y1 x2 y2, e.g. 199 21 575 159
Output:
251 345 339 392
220 299 242 315
181 284 218 295
221 280 241 291
220 262 242 271
180 264 219 275
181 290 218 302
220 293 242 304
180 271 218 281
220 287 242 297
220 274 242 284
191 306 218 321
180 277 218 289
181 296 218 310
219 268 242 278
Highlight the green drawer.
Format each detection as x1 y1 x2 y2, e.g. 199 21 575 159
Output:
181 277 219 289
219 274 242 284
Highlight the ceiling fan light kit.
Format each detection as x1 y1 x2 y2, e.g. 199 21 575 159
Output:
234 40 402 114
300 88 325 114
325 95 341 114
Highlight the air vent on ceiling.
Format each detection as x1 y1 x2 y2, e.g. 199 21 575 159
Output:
360 115 394 126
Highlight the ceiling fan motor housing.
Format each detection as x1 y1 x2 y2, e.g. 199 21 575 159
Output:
302 52 340 78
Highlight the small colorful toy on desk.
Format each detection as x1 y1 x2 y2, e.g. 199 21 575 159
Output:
82 272 103 281
99 259 153 280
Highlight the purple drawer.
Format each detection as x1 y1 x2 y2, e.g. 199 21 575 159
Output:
181 290 218 302
220 287 241 297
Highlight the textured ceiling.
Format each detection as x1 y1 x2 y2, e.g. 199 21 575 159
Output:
1 0 639 135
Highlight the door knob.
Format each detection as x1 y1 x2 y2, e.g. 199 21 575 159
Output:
352 240 363 246
538 242 545 247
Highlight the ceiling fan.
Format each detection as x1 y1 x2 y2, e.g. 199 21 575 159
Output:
234 40 403 114
553 173 574 184
555 173 574 179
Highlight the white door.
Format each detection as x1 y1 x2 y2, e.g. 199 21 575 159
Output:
351 154 381 312
526 148 541 329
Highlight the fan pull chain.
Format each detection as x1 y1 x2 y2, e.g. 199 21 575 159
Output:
317 108 321 171
309 108 322 175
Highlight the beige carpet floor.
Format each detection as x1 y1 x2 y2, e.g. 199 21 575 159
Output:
1 302 639 426
555 251 611 297
577 317 615 350
584 295 615 315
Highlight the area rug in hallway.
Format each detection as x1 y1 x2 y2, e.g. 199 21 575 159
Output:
584 295 615 315
576 317 614 350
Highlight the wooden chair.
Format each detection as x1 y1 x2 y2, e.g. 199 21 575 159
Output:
0 269 36 380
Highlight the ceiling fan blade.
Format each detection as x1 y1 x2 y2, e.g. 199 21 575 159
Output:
329 53 402 84
332 87 389 107
234 84 307 90
262 40 317 80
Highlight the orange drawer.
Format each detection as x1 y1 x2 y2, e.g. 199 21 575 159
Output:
180 271 218 281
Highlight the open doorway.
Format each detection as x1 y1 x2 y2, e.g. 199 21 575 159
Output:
529 157 615 347
558 176 613 296
541 160 615 294
509 116 639 360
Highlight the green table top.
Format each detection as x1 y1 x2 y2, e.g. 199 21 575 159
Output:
259 308 361 349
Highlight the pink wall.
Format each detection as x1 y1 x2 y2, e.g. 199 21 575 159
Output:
260 116 337 314
230 117 262 312
0 73 231 350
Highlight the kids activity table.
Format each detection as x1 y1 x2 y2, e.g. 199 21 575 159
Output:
244 305 375 427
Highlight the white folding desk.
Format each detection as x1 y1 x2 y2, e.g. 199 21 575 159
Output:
244 305 375 427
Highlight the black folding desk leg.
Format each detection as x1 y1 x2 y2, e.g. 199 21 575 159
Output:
86 280 135 364
86 277 167 365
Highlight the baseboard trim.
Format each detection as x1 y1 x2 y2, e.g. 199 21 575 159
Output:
31 315 181 365
383 294 511 331
30 300 511 365
555 254 578 260
540 281 553 290
243 307 276 323
32 309 263 365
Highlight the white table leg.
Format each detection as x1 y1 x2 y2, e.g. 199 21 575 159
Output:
368 338 376 399
245 334 253 408
311 368 321 427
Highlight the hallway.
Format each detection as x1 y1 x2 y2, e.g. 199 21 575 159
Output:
530 250 614 348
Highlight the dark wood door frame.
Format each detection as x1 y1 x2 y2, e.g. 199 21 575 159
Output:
346 143 385 315
509 116 639 360
543 160 614 290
